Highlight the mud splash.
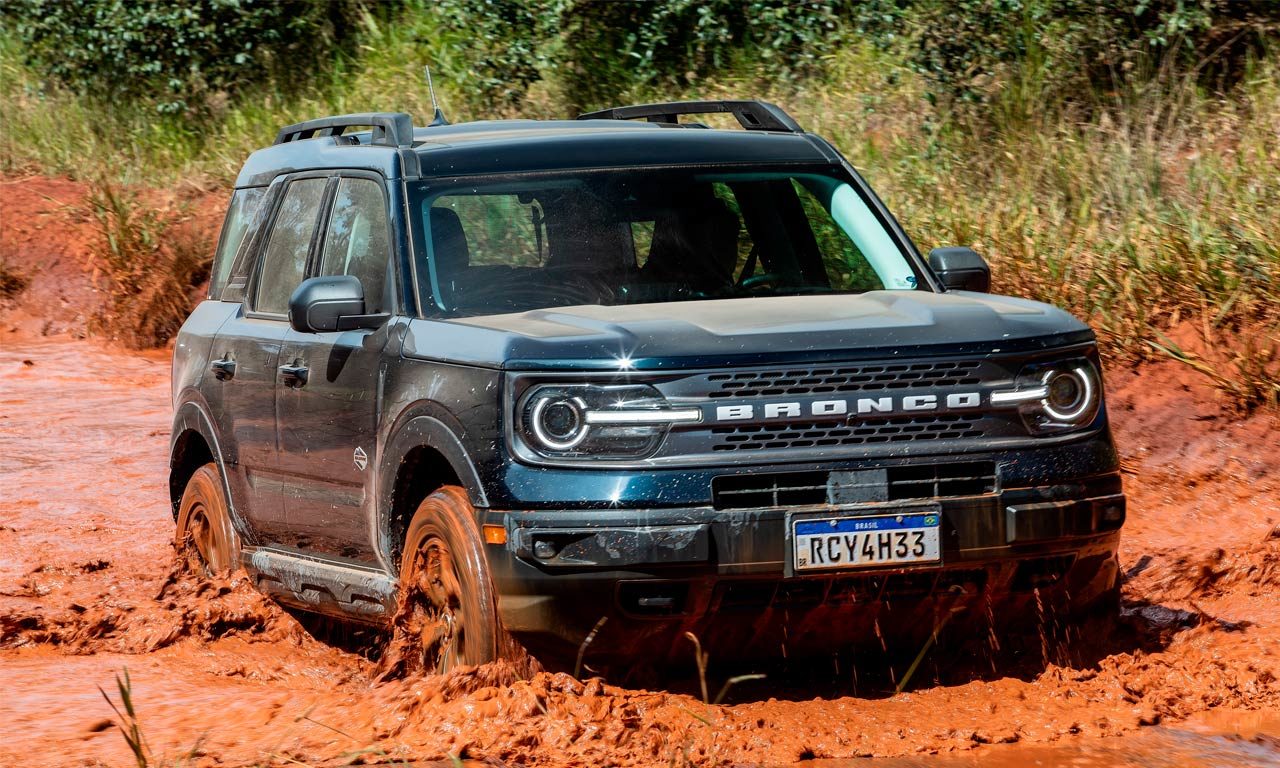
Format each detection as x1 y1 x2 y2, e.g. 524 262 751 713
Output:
2 559 298 654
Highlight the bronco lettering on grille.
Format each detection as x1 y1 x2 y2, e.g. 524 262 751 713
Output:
714 392 985 422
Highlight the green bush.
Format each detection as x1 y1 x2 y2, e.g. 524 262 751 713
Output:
425 1 1277 113
428 0 855 112
555 0 849 111
426 0 554 110
6 0 368 114
899 0 1277 106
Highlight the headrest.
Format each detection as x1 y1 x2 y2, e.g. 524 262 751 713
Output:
429 207 470 272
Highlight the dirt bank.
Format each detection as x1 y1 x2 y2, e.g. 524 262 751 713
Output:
1 175 1278 766
0 174 225 344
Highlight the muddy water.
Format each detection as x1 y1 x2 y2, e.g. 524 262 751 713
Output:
869 719 1280 767
2 334 1278 767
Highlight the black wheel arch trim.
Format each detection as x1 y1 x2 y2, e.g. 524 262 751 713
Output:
377 404 489 565
169 395 241 533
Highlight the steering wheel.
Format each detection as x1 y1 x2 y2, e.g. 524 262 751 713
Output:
737 272 785 291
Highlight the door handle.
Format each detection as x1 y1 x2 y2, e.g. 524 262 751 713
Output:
210 357 236 381
279 363 309 388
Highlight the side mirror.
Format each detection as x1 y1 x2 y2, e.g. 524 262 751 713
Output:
928 246 991 292
288 275 387 333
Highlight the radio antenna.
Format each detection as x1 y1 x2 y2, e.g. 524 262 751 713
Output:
424 65 449 127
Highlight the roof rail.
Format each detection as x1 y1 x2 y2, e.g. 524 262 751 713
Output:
577 100 803 133
274 112 414 148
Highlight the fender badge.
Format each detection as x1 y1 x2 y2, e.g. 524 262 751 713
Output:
353 446 368 471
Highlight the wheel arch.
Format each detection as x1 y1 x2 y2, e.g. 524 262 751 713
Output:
378 408 489 570
169 399 234 521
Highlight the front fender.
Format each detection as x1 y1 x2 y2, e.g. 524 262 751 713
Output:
169 394 239 527
379 408 489 507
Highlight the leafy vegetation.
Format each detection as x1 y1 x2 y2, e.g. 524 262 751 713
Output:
5 0 370 114
86 180 210 348
0 1 1275 407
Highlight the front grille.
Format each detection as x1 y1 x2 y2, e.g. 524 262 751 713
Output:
886 461 999 499
640 354 1034 463
712 461 998 510
705 361 983 399
714 471 828 509
711 414 984 452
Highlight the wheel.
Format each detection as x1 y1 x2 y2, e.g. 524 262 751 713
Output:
392 485 500 674
175 463 241 576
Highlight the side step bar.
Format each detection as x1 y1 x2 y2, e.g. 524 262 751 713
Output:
242 547 398 624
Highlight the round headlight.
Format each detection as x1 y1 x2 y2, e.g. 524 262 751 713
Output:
530 396 588 450
1040 367 1095 423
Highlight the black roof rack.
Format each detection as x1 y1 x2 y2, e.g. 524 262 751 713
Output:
578 100 803 133
274 112 414 148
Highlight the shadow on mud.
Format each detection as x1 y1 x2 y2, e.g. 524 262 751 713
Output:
569 594 1218 705
283 608 391 663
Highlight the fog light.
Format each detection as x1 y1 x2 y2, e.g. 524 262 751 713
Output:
533 539 559 560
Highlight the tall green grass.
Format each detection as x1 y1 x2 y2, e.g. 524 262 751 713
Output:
1 21 1275 407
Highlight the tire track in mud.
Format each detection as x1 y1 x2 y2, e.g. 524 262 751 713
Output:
1 335 1278 766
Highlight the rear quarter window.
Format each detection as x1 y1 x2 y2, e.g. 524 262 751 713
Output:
210 187 266 300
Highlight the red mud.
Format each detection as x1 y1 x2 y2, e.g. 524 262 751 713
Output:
2 176 1278 766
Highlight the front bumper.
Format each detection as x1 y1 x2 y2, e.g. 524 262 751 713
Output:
481 466 1124 663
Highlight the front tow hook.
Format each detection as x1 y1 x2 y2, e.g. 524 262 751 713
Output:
279 362 309 388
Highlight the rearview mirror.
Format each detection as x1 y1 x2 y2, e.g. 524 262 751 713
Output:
288 275 388 333
928 247 991 293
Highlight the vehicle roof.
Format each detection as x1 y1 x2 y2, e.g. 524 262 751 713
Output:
234 119 835 187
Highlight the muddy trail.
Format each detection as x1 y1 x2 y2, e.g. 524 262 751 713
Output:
2 177 1279 766
2 339 1278 767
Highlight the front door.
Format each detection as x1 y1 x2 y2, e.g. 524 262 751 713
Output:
275 176 395 562
210 174 330 545
207 313 290 543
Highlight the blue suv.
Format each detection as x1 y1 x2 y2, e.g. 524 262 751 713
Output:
169 101 1125 673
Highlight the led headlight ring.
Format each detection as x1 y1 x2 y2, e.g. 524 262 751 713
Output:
1040 366 1095 423
530 395 589 450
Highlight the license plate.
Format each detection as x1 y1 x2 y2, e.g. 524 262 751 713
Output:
792 507 941 572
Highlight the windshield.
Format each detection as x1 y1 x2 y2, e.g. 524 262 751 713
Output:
413 167 923 316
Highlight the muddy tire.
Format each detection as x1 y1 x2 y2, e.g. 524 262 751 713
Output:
392 485 500 674
175 463 241 576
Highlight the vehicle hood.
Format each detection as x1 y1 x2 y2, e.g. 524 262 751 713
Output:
402 291 1093 370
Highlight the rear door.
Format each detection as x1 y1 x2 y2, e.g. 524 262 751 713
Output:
208 174 330 545
274 174 396 561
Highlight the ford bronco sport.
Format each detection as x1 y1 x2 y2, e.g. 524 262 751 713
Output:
170 101 1125 672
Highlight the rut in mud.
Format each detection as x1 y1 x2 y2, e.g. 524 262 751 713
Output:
2 177 1278 766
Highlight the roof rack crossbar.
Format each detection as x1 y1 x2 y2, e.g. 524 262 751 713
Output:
577 100 803 133
274 112 414 148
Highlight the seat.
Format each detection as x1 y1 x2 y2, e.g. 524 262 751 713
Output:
643 190 740 293
429 207 471 307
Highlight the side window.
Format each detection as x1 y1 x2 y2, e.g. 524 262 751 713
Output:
793 179 894 291
629 220 655 267
255 178 327 314
210 187 265 300
319 178 391 313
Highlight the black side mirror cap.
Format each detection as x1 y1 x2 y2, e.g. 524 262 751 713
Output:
928 246 991 292
288 275 388 333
